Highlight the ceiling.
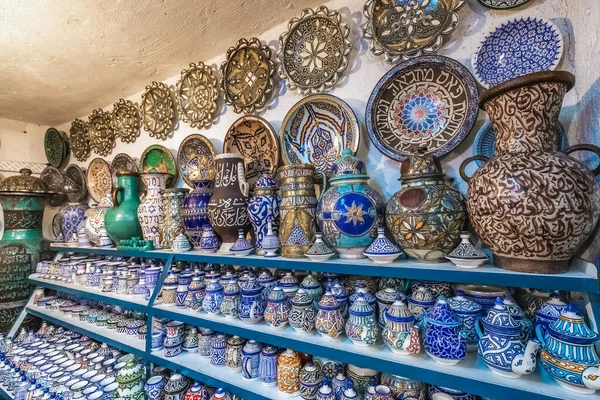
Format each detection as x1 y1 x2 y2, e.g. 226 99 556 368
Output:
0 0 322 126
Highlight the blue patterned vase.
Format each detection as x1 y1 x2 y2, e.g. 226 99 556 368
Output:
185 276 206 311
299 361 322 400
60 203 88 244
315 290 344 339
407 286 435 323
502 295 533 344
144 375 164 400
239 276 265 324
248 173 280 256
220 280 240 319
300 274 323 310
332 367 351 400
258 346 278 387
210 335 226 367
423 296 467 365
197 329 215 357
256 271 277 302
241 340 263 380
316 377 335 400
200 225 218 253
382 298 420 356
202 278 224 315
182 180 213 250
289 288 316 333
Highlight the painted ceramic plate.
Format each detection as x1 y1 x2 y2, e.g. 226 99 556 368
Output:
64 164 88 203
87 158 113 203
363 0 465 64
44 128 68 168
280 94 359 177
111 153 139 185
177 134 216 187
141 144 178 187
111 99 141 143
223 116 279 188
40 166 66 207
177 62 220 129
278 6 352 95
69 119 91 162
141 81 177 140
473 120 568 166
477 0 532 10
88 109 116 157
366 55 479 161
472 17 563 88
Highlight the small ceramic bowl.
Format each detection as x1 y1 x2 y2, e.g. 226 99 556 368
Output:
164 343 182 358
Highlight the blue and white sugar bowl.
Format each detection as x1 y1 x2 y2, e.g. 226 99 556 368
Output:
423 296 467 365
241 340 263 380
477 298 539 379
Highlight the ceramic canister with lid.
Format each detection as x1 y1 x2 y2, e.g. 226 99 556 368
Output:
315 290 345 339
447 290 483 352
264 286 290 329
225 336 245 372
299 361 322 400
382 298 420 356
239 276 265 324
289 288 316 333
375 286 406 328
259 346 279 387
278 349 301 397
241 340 263 380
423 296 467 365
210 335 227 367
534 291 567 333
345 293 379 347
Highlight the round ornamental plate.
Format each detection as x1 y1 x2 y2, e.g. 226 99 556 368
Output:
140 144 178 187
280 94 359 177
141 81 177 140
177 62 220 129
177 135 216 187
223 116 279 189
88 109 116 157
111 153 139 185
44 128 68 168
69 118 91 162
40 166 66 207
111 99 141 143
366 55 479 161
64 164 87 203
86 158 112 203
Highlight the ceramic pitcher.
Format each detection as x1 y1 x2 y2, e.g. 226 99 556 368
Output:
104 171 143 245
207 153 250 253
137 172 169 248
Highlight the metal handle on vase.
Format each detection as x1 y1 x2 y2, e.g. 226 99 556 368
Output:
564 144 600 176
112 187 124 208
459 156 490 183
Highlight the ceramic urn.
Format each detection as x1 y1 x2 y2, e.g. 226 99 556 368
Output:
277 349 301 397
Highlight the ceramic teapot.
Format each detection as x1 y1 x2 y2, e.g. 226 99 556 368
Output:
422 296 467 365
382 298 420 355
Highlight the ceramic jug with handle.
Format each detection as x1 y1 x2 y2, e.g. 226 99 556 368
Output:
104 171 143 245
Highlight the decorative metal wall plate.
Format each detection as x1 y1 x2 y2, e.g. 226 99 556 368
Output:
88 109 116 157
64 164 88 203
472 17 563 88
366 56 479 161
280 94 359 177
141 81 177 140
69 118 91 162
111 99 141 143
223 116 279 188
477 0 532 9
111 153 139 184
177 134 216 187
40 166 66 207
177 62 220 129
141 144 178 187
363 0 465 64
44 128 68 168
220 38 275 114
87 158 113 203
278 6 352 95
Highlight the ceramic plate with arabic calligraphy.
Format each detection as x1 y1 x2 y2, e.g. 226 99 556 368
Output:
87 158 113 203
111 99 141 143
363 0 465 64
141 144 178 187
64 164 87 203
88 109 116 157
44 128 69 168
477 0 532 9
278 6 352 95
69 118 91 162
177 62 220 129
220 38 275 114
111 153 139 185
280 94 359 177
40 166 66 207
223 116 279 188
141 81 177 140
177 135 216 187
366 55 479 161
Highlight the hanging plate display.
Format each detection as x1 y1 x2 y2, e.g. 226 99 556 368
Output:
111 99 141 143
177 62 220 129
220 38 275 114
223 115 279 188
44 128 68 168
141 81 177 140
366 55 479 161
88 109 116 157
87 158 113 203
472 17 563 88
69 118 91 162
140 144 178 187
111 153 139 185
280 94 359 177
177 134 216 187
477 0 532 10
64 164 88 203
278 6 352 95
40 165 66 207
363 0 465 64
473 121 568 166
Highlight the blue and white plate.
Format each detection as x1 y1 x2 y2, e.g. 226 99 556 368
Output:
472 17 563 88
477 0 532 10
473 120 568 166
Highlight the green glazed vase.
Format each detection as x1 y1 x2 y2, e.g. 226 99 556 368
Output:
105 172 143 245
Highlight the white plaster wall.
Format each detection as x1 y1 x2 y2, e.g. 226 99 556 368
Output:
50 0 600 264
0 117 48 177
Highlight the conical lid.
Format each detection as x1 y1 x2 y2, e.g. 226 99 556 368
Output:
0 168 53 196
548 305 598 344
425 296 461 326
349 293 375 316
400 147 443 181
482 298 520 334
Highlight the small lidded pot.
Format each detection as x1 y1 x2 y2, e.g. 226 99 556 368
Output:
345 293 379 347
299 361 322 400
423 296 467 365
315 289 345 339
264 286 290 329
225 336 245 372
382 297 420 356
277 349 301 397
241 340 263 380
202 278 224 315
375 286 406 329
289 288 316 333
220 279 241 319
448 290 483 352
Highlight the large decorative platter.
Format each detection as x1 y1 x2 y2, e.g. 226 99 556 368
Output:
363 0 465 64
69 118 91 162
280 94 359 177
223 116 279 188
141 81 177 140
220 38 275 114
64 164 87 203
278 6 352 95
177 62 219 129
366 55 479 161
87 158 113 203
88 109 116 157
473 121 568 166
472 17 563 88
40 166 66 207
44 128 69 168
111 99 141 143
477 0 532 10
177 135 216 187
111 153 139 185
141 144 178 187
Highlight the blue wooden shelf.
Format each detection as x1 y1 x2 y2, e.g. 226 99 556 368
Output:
50 244 600 293
0 385 11 400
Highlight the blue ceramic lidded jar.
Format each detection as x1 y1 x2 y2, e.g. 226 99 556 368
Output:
241 340 263 380
259 345 279 387
202 278 224 315
239 276 265 324
423 296 467 366
182 180 213 250
447 290 483 353
534 291 567 333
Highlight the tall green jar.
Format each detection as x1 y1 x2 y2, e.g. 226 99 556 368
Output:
104 171 143 244
0 169 53 331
